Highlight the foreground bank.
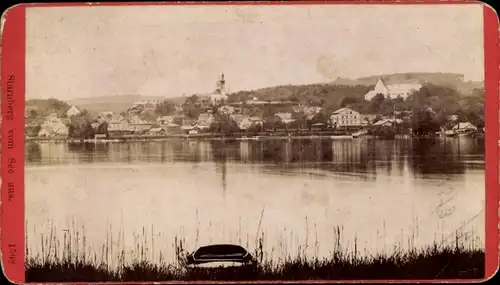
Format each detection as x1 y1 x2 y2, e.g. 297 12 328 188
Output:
25 225 484 281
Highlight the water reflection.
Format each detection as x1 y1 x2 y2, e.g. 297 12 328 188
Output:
26 138 485 178
25 137 485 265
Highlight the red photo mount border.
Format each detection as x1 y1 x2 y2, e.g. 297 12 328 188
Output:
1 1 498 283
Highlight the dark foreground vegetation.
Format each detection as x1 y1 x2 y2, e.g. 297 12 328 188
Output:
25 225 484 282
26 246 484 281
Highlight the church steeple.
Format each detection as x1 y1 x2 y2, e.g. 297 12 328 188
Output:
215 73 226 94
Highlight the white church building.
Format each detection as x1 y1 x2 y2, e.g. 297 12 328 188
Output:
365 79 422 101
209 73 228 105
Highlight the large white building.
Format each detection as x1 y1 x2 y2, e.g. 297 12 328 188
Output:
365 79 422 101
330 108 362 127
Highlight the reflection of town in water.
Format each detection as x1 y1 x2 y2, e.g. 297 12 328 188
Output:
25 137 485 267
26 137 484 177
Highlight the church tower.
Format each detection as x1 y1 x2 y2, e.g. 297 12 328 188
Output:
215 73 226 95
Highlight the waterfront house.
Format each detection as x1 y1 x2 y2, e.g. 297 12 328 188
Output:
107 118 133 137
249 116 264 126
189 128 200 135
183 125 203 135
130 123 153 133
364 78 422 101
157 115 174 125
128 116 153 133
275 112 294 123
231 114 264 131
38 114 69 137
197 113 215 128
66 105 82 117
108 118 130 131
330 108 362 127
452 122 478 133
181 124 195 133
373 118 403 127
148 127 167 136
164 122 181 134
232 115 252 130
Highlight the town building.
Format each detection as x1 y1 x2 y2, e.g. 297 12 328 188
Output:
38 113 69 137
108 118 130 131
132 100 160 110
330 108 362 127
98 111 115 122
452 122 478 132
148 127 167 136
373 118 403 127
66 105 82 117
275 112 294 123
157 116 175 125
197 113 215 129
364 79 422 101
218 105 236 115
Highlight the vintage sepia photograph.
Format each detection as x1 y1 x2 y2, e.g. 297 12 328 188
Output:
22 3 486 282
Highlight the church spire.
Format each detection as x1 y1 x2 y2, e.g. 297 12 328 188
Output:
216 73 226 94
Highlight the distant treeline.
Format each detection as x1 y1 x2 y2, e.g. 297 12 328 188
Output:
227 83 485 129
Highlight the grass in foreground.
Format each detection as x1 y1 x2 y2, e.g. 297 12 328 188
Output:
26 246 485 281
25 224 484 281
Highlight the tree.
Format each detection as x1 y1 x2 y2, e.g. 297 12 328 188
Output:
182 95 203 119
95 121 109 136
209 114 240 134
155 100 176 116
309 111 329 129
68 122 95 139
368 93 386 113
28 109 38 119
263 115 282 132
25 125 41 137
339 96 360 108
140 110 157 122
411 109 440 135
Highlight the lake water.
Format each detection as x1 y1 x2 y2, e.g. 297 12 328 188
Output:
25 137 485 267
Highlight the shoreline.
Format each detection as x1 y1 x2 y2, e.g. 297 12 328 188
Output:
25 133 484 143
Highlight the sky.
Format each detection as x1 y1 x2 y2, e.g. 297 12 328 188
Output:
26 4 484 100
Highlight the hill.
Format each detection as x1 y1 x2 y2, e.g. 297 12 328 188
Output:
332 72 483 95
25 98 72 118
67 95 185 115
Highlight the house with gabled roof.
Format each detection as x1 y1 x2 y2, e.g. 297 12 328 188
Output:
66 105 82 117
330 108 362 127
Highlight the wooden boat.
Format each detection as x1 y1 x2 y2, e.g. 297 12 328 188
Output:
181 244 256 269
